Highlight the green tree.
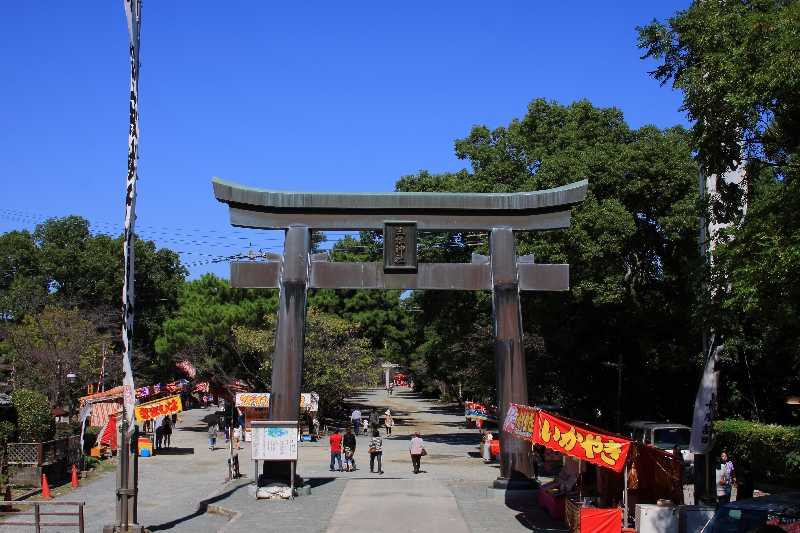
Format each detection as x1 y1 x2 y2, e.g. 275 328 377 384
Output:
309 233 414 363
5 307 109 407
637 0 800 180
639 1 800 422
234 308 379 414
397 99 701 425
0 216 186 383
155 274 277 385
12 389 55 442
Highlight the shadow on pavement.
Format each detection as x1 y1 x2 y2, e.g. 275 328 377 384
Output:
307 477 336 489
154 447 195 456
392 433 481 446
504 495 570 532
147 479 249 531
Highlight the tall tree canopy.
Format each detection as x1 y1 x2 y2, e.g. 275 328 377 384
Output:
0 216 186 384
155 274 277 386
639 0 800 422
397 98 701 426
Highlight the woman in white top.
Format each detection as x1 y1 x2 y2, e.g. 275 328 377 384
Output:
384 410 394 436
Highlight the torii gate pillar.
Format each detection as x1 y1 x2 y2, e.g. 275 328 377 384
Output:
490 227 531 480
270 226 310 422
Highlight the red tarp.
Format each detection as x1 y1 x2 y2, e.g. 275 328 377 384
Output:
580 508 622 533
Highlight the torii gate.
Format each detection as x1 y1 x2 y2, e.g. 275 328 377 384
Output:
213 177 587 483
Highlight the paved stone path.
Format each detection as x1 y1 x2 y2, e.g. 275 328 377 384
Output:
3 389 566 532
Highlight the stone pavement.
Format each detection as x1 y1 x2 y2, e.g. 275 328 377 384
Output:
3 389 565 532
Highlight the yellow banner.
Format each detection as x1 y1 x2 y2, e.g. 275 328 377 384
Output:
135 395 182 422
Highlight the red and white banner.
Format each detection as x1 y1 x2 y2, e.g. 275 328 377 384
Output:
533 410 631 473
502 405 632 473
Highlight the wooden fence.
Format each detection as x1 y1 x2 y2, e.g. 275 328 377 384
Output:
5 436 81 487
0 500 85 532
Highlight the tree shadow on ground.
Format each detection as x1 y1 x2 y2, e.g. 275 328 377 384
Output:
392 432 480 445
178 426 211 432
424 405 464 416
147 479 250 531
153 447 194 456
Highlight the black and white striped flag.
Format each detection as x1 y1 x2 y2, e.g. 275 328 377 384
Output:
121 0 142 432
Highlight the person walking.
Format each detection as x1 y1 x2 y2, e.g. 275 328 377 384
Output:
717 451 735 504
384 410 394 436
343 428 357 471
329 428 343 472
350 408 362 434
362 418 369 436
369 429 384 474
207 417 218 450
409 431 425 474
161 416 172 449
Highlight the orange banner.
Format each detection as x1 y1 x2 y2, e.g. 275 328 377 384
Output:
533 410 631 473
134 395 182 423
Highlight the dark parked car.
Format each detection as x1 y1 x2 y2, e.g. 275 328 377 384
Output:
702 492 800 532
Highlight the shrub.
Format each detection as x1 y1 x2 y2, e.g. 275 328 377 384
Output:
11 389 55 442
714 419 800 488
0 420 16 444
82 427 100 455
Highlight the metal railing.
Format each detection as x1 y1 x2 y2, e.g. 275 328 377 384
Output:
0 500 85 532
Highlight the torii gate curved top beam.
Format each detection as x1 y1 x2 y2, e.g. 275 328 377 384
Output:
212 177 588 231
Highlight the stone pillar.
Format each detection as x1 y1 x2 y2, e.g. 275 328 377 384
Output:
490 227 532 482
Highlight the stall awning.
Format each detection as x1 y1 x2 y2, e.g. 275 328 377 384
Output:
503 403 632 473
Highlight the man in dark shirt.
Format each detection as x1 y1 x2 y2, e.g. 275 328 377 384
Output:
343 428 358 471
329 428 343 472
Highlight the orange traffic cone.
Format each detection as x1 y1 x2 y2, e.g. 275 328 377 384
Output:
71 465 79 488
41 474 51 499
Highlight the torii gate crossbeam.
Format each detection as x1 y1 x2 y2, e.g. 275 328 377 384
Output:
213 177 588 485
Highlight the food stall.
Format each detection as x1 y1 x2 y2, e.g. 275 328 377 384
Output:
465 401 498 429
235 392 319 441
134 395 184 455
504 403 633 533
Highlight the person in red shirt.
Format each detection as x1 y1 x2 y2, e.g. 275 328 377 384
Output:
329 428 343 472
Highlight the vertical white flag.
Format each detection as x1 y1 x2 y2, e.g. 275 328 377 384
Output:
690 342 722 454
121 0 142 432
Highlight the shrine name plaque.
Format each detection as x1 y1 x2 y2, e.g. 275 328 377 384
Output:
383 221 417 273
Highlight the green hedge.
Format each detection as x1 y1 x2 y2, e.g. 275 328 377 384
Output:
714 419 800 488
11 389 55 442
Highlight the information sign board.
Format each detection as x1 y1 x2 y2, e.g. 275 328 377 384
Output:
251 420 298 461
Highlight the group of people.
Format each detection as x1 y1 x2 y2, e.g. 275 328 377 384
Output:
149 413 176 450
329 425 427 475
207 413 243 451
350 408 395 436
329 427 381 473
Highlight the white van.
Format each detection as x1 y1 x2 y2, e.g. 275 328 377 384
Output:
625 420 694 479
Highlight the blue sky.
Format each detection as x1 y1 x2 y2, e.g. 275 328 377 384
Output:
0 1 688 279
